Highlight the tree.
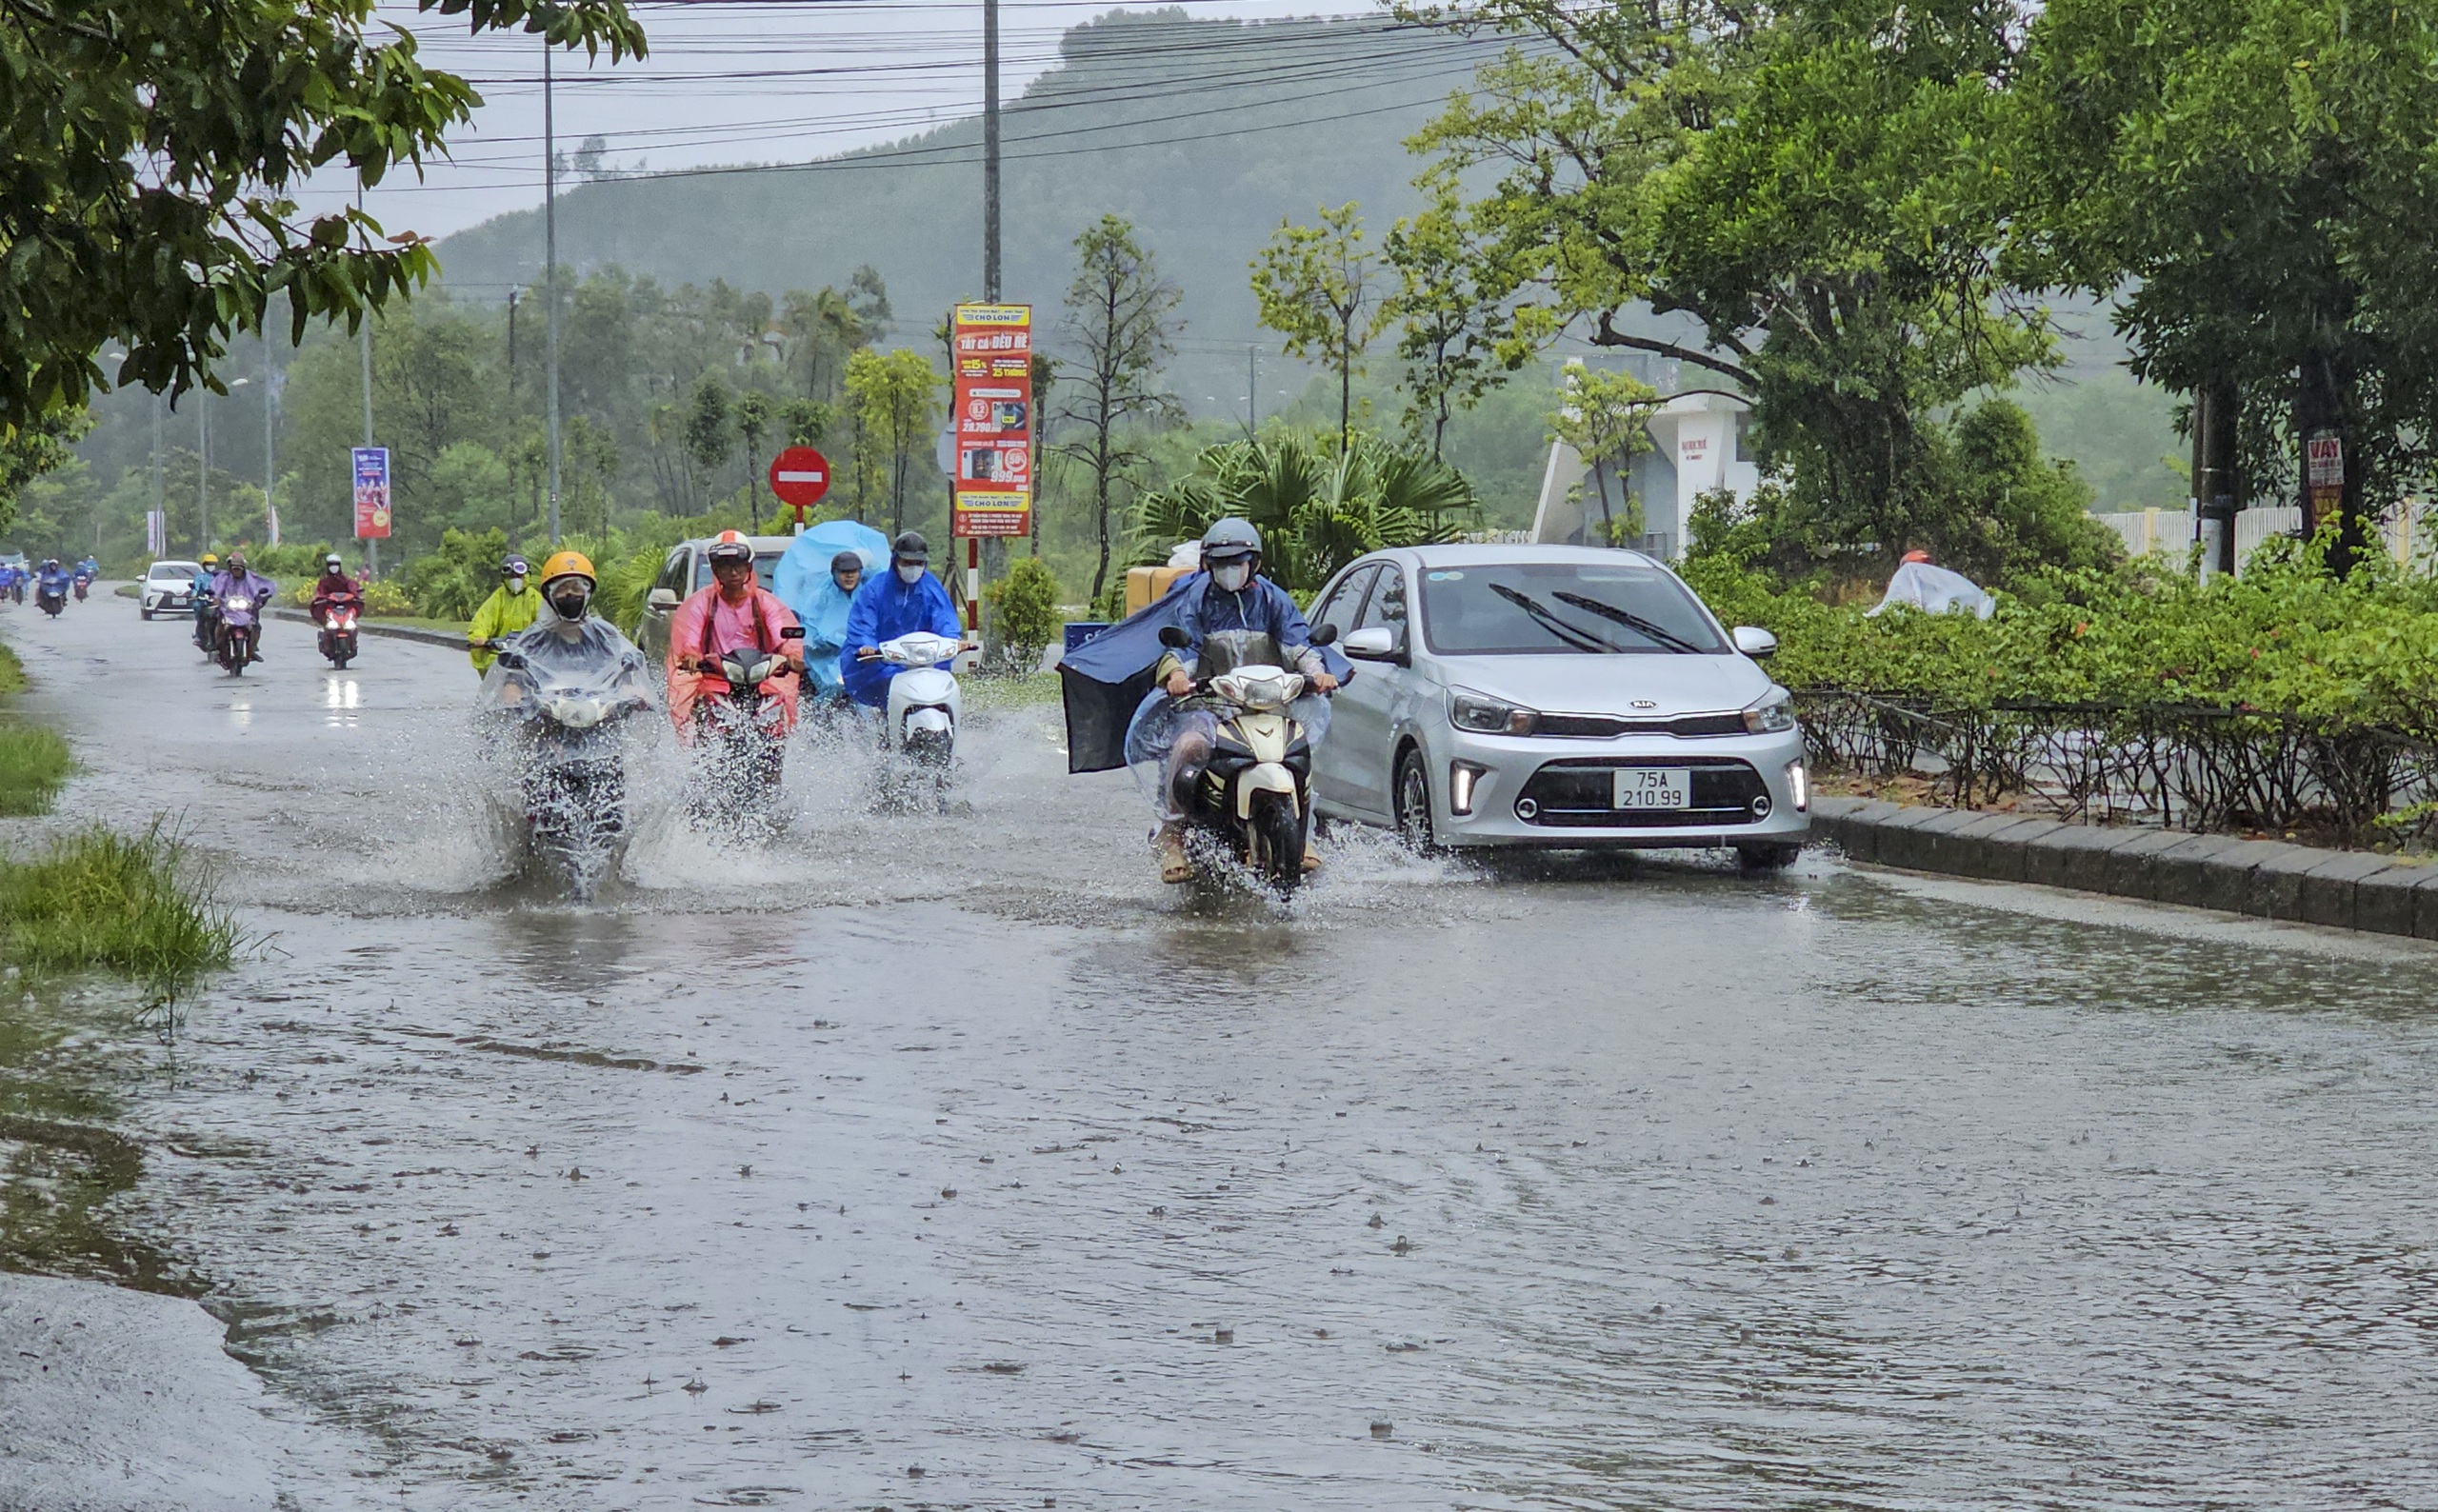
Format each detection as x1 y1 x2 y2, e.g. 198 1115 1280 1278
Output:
0 0 643 432
982 555 1061 672
1133 431 1477 593
0 411 91 538
1548 364 1660 546
734 390 772 531
1251 202 1382 448
2010 0 2438 576
844 348 941 536
684 373 735 506
1051 215 1184 603
1408 0 2051 567
1382 173 1514 457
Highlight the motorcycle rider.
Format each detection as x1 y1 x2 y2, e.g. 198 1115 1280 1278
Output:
841 530 960 709
35 558 71 603
490 550 649 699
795 549 866 704
1129 519 1338 883
210 551 275 663
190 553 220 648
467 553 542 677
310 554 355 619
665 530 805 742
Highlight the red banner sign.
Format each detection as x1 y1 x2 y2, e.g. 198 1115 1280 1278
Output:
950 304 1032 538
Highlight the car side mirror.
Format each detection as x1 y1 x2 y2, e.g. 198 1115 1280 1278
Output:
647 588 680 610
1341 627 1396 660
1732 626 1778 659
1309 623 1338 647
1157 625 1193 649
781 625 806 640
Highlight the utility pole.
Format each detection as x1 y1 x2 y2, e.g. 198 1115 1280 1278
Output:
198 388 210 557
975 0 1004 658
507 287 520 381
1249 345 1258 431
544 40 564 547
150 392 163 554
358 185 379 576
264 329 279 547
2195 380 2238 581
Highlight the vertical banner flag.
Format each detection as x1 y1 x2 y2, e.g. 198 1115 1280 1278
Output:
352 447 392 540
145 510 166 556
949 305 1032 538
2306 430 2345 518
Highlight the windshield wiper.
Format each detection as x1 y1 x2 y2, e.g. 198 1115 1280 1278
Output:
1551 590 1707 654
1489 583 1629 654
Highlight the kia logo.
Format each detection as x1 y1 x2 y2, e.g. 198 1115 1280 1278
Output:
1630 699 1658 709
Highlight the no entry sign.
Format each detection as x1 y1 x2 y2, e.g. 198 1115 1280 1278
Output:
769 447 831 511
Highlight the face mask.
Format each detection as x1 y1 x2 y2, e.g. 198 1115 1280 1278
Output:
550 589 590 621
507 575 527 594
1212 563 1251 592
896 564 924 586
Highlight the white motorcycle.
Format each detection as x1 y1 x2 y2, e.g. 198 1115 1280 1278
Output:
870 629 963 808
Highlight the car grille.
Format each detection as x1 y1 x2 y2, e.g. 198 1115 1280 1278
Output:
1534 711 1749 739
1515 758 1770 828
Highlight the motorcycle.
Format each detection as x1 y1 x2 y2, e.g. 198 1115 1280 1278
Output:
318 590 363 669
1156 624 1336 894
192 592 219 654
870 629 964 809
215 589 260 675
478 632 654 900
35 584 65 618
71 578 89 604
686 626 807 837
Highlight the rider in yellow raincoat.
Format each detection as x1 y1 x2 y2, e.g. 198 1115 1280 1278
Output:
467 552 544 676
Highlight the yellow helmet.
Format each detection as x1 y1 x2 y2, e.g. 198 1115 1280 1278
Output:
201 553 219 567
537 549 594 587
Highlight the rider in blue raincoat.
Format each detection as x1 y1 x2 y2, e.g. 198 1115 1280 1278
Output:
35 560 73 599
840 531 960 708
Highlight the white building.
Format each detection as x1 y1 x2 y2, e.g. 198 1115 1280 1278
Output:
1529 389 1759 558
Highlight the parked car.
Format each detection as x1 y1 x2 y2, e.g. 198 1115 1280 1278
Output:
1307 545 1809 867
635 533 795 666
141 559 203 620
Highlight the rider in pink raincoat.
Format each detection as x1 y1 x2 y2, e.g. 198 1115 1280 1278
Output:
665 531 806 743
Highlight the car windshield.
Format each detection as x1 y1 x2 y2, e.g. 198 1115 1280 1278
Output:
152 564 198 580
1418 561 1727 655
692 551 783 592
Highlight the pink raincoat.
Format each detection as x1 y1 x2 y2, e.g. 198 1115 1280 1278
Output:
665 584 804 743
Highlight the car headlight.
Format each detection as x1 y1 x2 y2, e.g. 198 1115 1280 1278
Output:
1743 687 1796 734
1449 686 1537 736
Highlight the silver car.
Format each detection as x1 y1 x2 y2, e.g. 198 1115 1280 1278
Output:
1308 545 1809 866
141 559 202 620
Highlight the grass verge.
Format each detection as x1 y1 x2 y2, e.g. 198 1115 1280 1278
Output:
0 723 73 816
0 824 243 1006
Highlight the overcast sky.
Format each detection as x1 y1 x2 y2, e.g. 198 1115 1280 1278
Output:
312 0 1372 243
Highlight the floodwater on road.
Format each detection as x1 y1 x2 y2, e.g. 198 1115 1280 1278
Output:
6 597 2438 1510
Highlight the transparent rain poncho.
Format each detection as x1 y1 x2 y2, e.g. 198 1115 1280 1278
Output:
474 616 656 762
1123 628 1332 814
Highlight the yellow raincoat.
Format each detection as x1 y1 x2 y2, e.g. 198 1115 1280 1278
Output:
467 583 545 675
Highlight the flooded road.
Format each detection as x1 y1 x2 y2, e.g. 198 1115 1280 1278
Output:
7 599 2438 1509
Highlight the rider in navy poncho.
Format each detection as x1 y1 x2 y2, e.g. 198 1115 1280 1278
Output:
841 531 961 707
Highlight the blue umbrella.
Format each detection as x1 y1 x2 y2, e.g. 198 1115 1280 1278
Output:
773 520 890 697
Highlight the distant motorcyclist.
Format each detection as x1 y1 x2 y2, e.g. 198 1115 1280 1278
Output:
666 530 804 741
73 555 97 582
310 554 359 624
1129 520 1337 882
841 531 960 709
210 551 275 663
467 553 543 677
35 559 70 596
190 553 220 648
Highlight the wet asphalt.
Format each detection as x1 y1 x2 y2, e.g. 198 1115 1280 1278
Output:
6 592 2438 1510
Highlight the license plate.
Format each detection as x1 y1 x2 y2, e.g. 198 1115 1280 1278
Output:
1612 767 1691 810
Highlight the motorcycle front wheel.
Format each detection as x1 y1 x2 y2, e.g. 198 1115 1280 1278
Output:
1248 790 1306 893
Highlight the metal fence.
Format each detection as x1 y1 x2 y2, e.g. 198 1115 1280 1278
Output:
1796 689 2438 845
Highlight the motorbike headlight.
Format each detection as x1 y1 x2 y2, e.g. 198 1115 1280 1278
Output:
226 596 253 611
550 696 608 729
1744 687 1797 734
1449 686 1537 736
1214 671 1297 710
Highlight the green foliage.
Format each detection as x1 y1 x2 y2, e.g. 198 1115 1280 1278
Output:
1133 430 1477 593
0 0 643 430
0 410 92 539
0 725 73 818
403 527 510 622
984 556 1063 669
1685 528 2438 733
0 825 242 1005
1383 172 1517 456
844 348 943 536
1251 202 1383 445
1687 397 2122 587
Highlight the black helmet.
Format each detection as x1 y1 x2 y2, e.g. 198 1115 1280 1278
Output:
502 554 530 578
1200 517 1262 565
891 531 929 566
831 550 865 575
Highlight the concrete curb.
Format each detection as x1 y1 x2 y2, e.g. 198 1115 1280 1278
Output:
1811 795 2438 941
268 607 464 649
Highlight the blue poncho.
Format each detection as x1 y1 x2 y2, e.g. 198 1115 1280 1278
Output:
773 520 890 697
